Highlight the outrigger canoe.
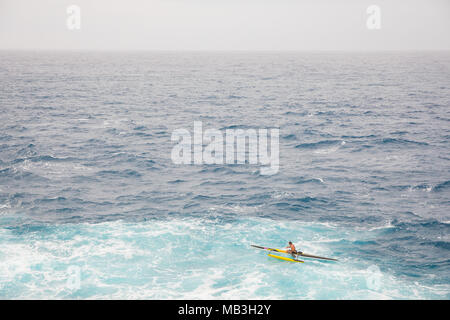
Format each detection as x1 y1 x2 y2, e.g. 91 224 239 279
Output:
251 245 338 261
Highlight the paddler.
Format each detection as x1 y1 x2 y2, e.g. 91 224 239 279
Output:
286 241 302 257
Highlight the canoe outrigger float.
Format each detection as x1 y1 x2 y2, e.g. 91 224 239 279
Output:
251 245 338 262
268 253 304 263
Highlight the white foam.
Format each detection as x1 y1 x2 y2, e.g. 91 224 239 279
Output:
0 217 446 299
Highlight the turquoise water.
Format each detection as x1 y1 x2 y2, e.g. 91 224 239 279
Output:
0 216 447 299
0 52 449 299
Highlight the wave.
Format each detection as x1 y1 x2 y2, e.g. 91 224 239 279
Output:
295 140 345 154
97 169 142 178
168 179 185 184
219 124 253 130
294 177 324 185
390 181 450 193
15 144 37 157
281 134 297 140
295 140 344 150
426 241 450 250
380 138 429 146
433 180 450 192
15 155 76 163
283 111 309 116
0 166 49 181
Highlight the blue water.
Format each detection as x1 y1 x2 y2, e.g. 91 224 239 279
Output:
0 52 449 299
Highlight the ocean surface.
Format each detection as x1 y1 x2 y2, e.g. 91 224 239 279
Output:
0 51 449 299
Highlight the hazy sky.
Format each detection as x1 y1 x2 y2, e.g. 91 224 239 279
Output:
1 0 449 51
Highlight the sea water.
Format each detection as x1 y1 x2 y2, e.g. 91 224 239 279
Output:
0 52 449 299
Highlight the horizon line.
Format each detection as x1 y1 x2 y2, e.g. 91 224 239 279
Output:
1 49 449 53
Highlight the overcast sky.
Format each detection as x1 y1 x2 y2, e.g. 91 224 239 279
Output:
0 0 449 51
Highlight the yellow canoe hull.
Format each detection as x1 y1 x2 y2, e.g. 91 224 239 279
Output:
268 253 304 263
251 245 338 261
272 248 289 254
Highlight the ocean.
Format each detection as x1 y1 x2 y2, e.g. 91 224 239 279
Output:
0 51 449 299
